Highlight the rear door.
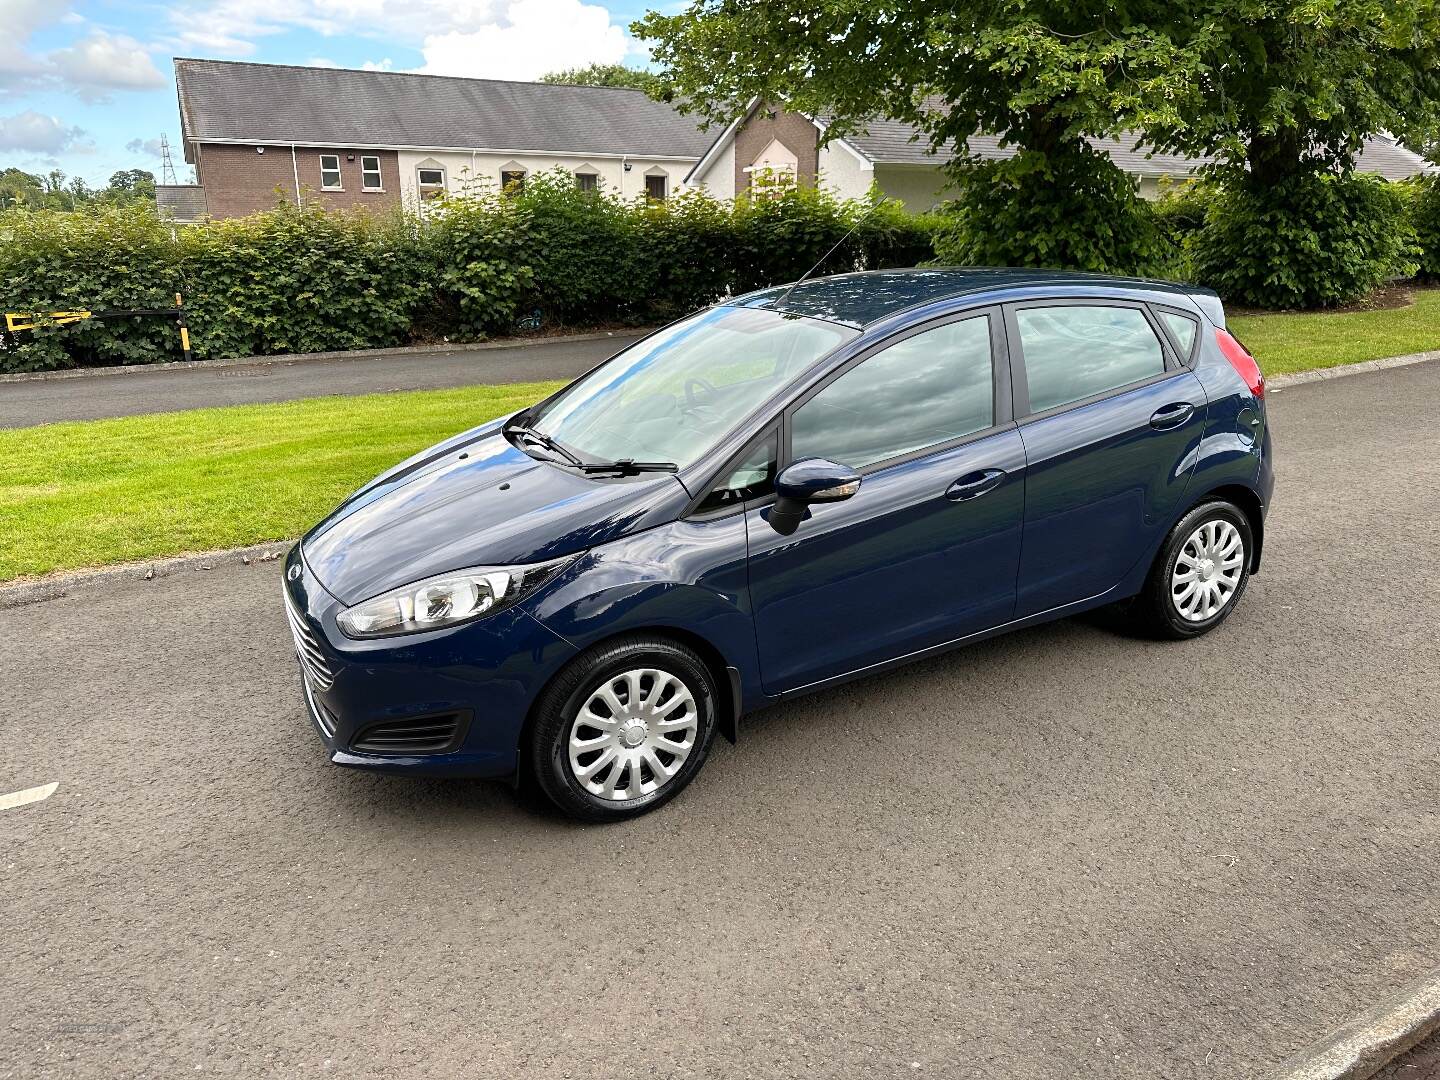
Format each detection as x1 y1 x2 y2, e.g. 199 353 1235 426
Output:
1005 299 1208 616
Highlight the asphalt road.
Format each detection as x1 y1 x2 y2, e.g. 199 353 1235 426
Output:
0 334 639 429
3 363 1439 1078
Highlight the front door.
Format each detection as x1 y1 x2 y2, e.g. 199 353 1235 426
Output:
1005 300 1208 616
746 310 1027 694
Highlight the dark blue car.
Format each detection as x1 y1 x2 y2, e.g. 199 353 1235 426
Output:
284 268 1273 820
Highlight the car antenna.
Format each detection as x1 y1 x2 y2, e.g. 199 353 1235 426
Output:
773 196 894 312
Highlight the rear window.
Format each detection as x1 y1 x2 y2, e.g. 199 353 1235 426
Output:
1015 305 1166 413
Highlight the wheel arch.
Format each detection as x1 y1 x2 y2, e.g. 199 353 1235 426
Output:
1184 482 1264 572
515 624 743 775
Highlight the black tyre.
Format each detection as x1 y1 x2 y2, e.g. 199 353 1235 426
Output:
527 635 719 822
1129 500 1254 640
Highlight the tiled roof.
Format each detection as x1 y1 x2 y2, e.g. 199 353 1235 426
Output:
174 59 715 159
154 184 208 222
836 117 1434 180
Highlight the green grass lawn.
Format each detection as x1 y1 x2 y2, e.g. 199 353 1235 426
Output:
1231 288 1440 376
0 381 563 583
5 291 1440 585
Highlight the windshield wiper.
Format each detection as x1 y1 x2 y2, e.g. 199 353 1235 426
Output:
508 423 677 477
507 424 585 469
576 459 679 476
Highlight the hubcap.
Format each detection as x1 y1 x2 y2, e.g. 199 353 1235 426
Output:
567 668 698 802
1171 519 1244 622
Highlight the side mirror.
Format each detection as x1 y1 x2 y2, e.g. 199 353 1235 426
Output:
768 458 861 535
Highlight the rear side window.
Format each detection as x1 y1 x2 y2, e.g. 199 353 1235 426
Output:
791 315 994 470
1015 305 1166 413
1159 311 1199 359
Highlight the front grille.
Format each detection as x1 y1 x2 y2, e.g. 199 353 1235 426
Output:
351 713 464 756
284 589 335 691
304 680 337 738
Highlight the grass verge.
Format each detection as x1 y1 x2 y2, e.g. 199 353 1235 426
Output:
1231 288 1440 376
0 380 563 583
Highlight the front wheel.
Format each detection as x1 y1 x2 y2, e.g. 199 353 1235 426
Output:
1129 501 1254 640
528 636 718 821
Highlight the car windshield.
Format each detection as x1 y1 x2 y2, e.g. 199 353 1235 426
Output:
524 306 857 469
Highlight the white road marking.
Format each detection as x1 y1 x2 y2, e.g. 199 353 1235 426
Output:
0 782 58 811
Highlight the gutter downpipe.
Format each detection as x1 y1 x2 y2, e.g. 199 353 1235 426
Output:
290 144 302 207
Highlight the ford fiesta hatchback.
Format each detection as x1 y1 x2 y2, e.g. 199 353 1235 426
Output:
283 268 1273 821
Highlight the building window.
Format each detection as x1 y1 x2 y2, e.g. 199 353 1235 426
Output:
416 167 446 200
361 155 382 191
320 155 342 191
645 173 668 200
500 169 526 192
575 171 599 193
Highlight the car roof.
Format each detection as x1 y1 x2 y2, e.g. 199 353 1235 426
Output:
729 268 1218 328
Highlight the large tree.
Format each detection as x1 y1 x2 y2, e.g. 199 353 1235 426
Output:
1153 0 1440 185
634 1 1207 269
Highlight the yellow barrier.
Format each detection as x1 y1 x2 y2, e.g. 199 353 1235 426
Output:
5 311 93 332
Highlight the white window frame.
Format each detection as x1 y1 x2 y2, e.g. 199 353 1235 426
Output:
575 170 599 193
361 155 383 192
416 166 447 199
319 154 342 191
644 172 668 200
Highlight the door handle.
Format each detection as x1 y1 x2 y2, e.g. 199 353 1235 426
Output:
946 469 1006 502
1150 402 1196 429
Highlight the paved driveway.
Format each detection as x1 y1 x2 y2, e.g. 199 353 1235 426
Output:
3 363 1438 1078
0 334 639 429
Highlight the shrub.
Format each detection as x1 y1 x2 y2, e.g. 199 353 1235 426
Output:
930 145 1172 276
634 188 736 316
0 204 182 372
179 201 430 359
1406 175 1440 281
1190 172 1417 309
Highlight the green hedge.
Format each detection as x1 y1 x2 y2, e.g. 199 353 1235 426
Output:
0 177 942 374
1190 173 1418 309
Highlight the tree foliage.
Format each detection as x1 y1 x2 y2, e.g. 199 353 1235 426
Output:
539 63 663 94
635 0 1202 272
1154 0 1440 187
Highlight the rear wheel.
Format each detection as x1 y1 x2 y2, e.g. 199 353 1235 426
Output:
1129 501 1253 639
528 636 718 821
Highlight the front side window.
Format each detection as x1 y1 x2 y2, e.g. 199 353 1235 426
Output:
695 431 777 513
501 169 526 192
645 173 668 200
320 154 342 190
527 307 857 470
1015 305 1166 414
361 155 382 191
790 316 995 470
575 172 599 193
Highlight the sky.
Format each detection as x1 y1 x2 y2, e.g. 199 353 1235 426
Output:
0 0 667 187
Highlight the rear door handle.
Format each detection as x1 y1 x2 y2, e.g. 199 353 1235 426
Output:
946 469 1006 502
1150 402 1196 429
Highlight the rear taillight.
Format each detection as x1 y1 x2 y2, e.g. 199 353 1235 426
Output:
1215 328 1264 400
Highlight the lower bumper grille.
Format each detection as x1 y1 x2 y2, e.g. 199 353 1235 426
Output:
351 713 465 756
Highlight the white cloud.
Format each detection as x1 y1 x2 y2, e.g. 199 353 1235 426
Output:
126 136 165 157
418 0 629 80
0 109 89 154
47 32 167 102
168 0 636 79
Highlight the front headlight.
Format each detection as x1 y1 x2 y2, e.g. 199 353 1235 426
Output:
336 555 578 639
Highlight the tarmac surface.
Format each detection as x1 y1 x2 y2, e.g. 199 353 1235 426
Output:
0 334 639 428
2 361 1438 1077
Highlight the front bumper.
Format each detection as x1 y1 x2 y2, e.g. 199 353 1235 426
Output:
282 545 578 778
